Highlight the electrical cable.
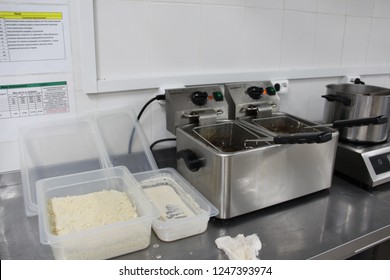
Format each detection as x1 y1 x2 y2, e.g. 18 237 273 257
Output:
137 96 157 120
150 138 176 151
128 94 171 153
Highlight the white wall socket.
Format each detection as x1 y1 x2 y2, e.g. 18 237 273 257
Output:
340 75 361 84
271 80 289 94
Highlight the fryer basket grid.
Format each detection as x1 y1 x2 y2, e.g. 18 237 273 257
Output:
251 116 319 135
193 122 268 152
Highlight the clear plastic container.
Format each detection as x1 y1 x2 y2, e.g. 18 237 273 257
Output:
36 166 157 260
133 168 219 242
19 106 157 216
92 107 158 172
19 118 110 216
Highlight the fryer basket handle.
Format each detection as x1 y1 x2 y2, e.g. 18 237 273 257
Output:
273 132 333 144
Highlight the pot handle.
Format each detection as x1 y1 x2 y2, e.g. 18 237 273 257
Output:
321 94 352 106
332 115 388 128
273 132 333 144
177 149 203 172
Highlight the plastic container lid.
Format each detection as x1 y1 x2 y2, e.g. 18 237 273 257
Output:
19 118 109 216
19 106 157 216
92 107 158 172
134 168 219 242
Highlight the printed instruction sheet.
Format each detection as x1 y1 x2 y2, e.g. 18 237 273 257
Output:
0 4 72 75
0 3 75 143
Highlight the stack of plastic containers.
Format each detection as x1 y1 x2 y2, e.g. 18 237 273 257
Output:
19 106 218 260
19 107 157 217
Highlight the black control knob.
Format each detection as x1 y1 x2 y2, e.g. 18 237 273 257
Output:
354 78 365 85
246 86 263 100
191 91 208 106
177 149 202 172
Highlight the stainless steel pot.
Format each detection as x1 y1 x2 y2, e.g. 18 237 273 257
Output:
322 84 390 144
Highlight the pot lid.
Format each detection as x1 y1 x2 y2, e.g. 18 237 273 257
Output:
326 84 390 96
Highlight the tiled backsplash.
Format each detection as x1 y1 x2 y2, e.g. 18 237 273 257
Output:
93 0 390 81
1 0 390 172
87 0 390 142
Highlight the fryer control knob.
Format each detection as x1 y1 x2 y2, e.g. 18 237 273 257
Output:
246 86 263 100
191 91 208 106
177 149 202 172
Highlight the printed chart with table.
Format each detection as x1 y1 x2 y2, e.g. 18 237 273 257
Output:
0 81 70 119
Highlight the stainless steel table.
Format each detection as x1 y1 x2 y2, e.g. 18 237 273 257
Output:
1 161 390 260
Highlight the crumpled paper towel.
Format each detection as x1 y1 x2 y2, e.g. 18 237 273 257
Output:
215 233 262 260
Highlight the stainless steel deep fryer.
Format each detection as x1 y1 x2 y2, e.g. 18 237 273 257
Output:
165 83 339 219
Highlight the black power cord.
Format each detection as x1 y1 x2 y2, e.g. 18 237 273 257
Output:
137 94 164 120
128 94 176 153
150 138 176 151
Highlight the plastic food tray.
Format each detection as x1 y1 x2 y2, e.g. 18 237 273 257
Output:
36 166 157 260
134 168 219 242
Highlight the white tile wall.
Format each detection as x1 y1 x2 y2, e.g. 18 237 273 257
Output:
93 0 390 78
284 0 318 12
241 8 283 70
317 0 348 15
246 0 284 10
280 11 316 69
279 79 311 118
201 0 243 6
150 3 201 75
373 0 390 18
312 14 345 68
347 0 375 17
362 74 390 88
3 0 390 172
341 16 371 67
152 0 201 3
94 1 150 79
199 5 246 73
75 91 98 113
366 18 390 66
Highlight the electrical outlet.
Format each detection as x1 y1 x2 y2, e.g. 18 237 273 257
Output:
271 80 289 94
340 76 361 84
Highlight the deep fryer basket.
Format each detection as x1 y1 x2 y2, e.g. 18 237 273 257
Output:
193 122 269 152
251 115 320 135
